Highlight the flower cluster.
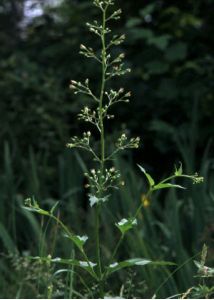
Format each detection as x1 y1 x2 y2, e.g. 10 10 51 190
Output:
106 63 131 81
66 131 100 162
116 133 140 150
192 173 204 184
67 0 140 204
69 79 98 102
86 21 111 37
105 88 130 105
93 0 114 9
107 34 125 48
84 167 122 193
79 44 101 63
67 131 91 150
78 106 99 128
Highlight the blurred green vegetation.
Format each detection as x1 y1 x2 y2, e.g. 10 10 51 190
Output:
0 0 213 298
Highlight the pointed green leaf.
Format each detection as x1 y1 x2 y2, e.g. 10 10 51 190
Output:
116 218 137 234
153 183 185 191
175 163 183 176
64 234 88 251
138 164 155 187
23 206 50 216
29 256 97 278
107 258 175 275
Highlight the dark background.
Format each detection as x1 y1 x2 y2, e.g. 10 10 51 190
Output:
0 0 213 298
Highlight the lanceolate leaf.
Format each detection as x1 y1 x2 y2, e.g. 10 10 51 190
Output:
153 183 185 191
138 164 155 187
23 206 49 216
107 258 175 275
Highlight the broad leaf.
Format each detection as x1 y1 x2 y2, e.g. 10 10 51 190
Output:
138 164 155 187
89 194 109 207
116 218 137 234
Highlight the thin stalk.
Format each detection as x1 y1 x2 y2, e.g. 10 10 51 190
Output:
134 190 152 218
104 190 152 279
95 204 102 278
99 7 107 172
49 214 98 279
102 234 124 280
159 174 196 185
93 6 108 297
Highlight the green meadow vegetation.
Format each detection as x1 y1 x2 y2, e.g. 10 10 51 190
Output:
0 0 213 298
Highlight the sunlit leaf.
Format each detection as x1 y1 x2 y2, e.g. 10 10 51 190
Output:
138 164 155 187
175 163 183 176
116 218 137 234
29 256 97 278
153 183 185 191
89 194 110 207
107 258 175 275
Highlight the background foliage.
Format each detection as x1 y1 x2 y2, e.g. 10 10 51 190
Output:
0 0 213 298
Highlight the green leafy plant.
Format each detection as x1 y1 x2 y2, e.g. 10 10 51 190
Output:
23 0 204 298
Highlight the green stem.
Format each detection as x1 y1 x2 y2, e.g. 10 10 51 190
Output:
103 234 124 280
95 204 102 278
94 6 107 298
159 174 195 185
134 190 152 218
104 190 152 279
99 8 107 171
49 214 98 279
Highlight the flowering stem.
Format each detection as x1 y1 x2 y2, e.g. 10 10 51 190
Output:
95 5 108 297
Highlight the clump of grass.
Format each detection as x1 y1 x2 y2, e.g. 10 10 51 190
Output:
23 0 204 298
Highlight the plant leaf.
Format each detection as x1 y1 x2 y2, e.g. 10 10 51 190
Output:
107 258 175 275
175 163 183 176
116 218 137 234
153 183 185 191
28 256 97 278
64 234 88 251
138 164 155 187
23 206 50 216
89 194 110 207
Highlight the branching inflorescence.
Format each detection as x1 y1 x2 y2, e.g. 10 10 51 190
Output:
67 0 140 202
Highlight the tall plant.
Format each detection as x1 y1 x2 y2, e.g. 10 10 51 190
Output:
24 0 203 298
